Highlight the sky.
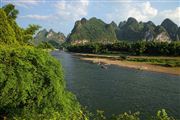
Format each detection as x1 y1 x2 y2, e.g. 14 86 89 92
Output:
1 0 180 35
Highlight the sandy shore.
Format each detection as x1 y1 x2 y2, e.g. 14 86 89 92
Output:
75 53 180 76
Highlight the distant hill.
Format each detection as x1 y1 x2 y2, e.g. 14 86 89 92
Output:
67 17 179 44
67 17 117 44
35 29 66 48
117 17 144 41
116 17 178 42
161 18 179 41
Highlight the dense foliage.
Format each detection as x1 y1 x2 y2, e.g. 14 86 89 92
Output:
67 41 180 67
0 4 85 120
48 40 62 49
117 17 144 41
67 41 180 56
67 41 180 68
37 41 54 49
0 3 178 120
0 45 85 119
1 4 41 45
89 109 175 120
0 9 17 45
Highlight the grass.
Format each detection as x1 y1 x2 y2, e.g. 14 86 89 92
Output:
76 51 180 68
98 51 180 67
126 57 180 67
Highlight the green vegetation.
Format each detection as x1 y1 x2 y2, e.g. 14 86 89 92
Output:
48 40 61 48
67 43 109 54
67 17 179 43
66 41 180 56
0 45 84 119
66 42 180 68
1 4 40 45
161 18 179 41
128 57 180 67
89 109 175 120
0 4 178 120
34 29 66 48
37 41 54 50
117 17 144 41
67 17 117 43
0 9 17 45
0 4 85 120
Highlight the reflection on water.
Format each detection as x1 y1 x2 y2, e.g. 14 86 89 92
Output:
51 51 180 119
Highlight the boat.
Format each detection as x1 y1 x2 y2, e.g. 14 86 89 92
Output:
101 64 108 69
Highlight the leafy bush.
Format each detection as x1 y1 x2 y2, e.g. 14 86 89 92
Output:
0 9 17 45
0 45 84 119
37 41 54 50
48 40 61 49
90 109 175 120
110 112 140 120
93 110 106 120
0 4 87 119
0 3 178 120
151 109 175 120
131 42 146 55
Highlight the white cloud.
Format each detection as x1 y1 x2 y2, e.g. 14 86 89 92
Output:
54 0 89 20
3 0 42 8
21 0 89 21
21 14 53 20
159 7 180 25
141 2 158 19
106 1 158 23
126 1 157 21
106 1 180 25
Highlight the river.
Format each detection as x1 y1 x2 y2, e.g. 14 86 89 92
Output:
51 51 180 119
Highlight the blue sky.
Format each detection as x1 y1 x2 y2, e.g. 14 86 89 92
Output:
1 0 180 35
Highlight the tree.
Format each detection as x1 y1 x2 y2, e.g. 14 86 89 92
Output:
37 41 54 49
0 9 17 44
2 4 40 44
131 42 146 55
2 4 19 20
8 19 24 44
0 46 83 119
2 4 24 44
23 24 41 43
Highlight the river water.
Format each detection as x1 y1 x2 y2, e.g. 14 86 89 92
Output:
51 51 180 119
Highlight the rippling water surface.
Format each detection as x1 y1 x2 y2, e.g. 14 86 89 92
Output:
51 51 180 119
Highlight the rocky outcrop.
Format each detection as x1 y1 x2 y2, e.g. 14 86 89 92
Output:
161 18 179 41
35 29 66 45
67 17 117 44
155 32 170 42
116 17 175 42
67 17 179 44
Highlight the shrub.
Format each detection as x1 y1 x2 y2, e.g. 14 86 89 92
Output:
0 45 83 119
0 9 17 45
37 41 54 50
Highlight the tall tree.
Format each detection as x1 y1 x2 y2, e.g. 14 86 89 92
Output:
0 9 17 44
2 4 40 44
23 24 41 43
2 4 19 20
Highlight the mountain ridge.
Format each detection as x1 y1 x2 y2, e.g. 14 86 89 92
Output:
67 17 179 44
34 28 66 48
67 17 117 44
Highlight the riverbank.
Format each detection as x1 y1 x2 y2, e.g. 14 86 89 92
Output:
74 53 180 76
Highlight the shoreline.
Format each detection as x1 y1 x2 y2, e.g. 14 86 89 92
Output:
74 53 180 76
